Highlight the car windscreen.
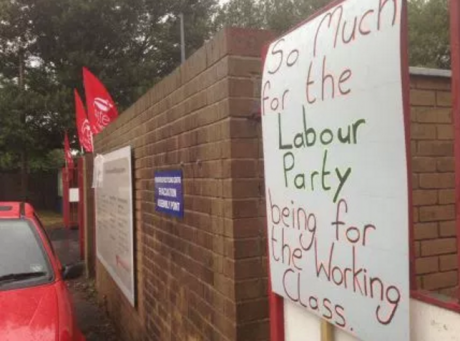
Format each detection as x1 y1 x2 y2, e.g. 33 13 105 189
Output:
0 219 53 290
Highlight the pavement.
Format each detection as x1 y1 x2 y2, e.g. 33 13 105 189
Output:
48 227 118 341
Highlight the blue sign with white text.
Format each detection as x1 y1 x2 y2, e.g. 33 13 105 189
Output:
154 169 183 218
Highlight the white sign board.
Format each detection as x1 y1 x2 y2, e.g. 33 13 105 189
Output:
95 146 135 306
261 1 409 340
69 188 79 203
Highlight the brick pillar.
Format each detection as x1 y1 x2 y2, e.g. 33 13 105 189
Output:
82 154 96 278
223 29 274 340
410 74 458 296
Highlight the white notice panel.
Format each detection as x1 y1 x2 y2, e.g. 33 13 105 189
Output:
261 0 409 340
69 188 79 203
95 146 134 306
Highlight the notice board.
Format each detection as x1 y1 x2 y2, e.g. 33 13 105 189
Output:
95 146 135 306
154 169 184 218
261 0 410 340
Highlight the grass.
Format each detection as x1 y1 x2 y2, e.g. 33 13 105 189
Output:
37 210 63 229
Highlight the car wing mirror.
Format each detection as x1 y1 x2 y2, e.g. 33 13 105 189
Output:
62 261 85 280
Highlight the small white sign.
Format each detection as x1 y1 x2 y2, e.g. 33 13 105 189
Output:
261 0 410 340
69 188 79 203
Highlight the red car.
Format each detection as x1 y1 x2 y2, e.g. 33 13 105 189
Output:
0 202 85 341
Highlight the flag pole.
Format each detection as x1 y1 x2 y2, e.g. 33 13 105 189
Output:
179 13 186 63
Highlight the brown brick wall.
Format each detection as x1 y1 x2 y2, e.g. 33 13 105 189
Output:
410 74 458 296
92 28 274 341
88 28 458 341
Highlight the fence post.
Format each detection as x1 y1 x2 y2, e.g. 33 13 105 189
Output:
62 167 70 229
78 157 85 260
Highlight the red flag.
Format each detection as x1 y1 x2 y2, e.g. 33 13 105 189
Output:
83 67 118 134
74 90 93 153
64 132 74 169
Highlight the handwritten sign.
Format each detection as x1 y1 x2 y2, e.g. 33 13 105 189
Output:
154 170 184 218
95 146 135 306
261 0 409 340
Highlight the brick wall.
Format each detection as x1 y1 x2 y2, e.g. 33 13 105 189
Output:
410 70 458 296
92 28 274 341
87 29 458 341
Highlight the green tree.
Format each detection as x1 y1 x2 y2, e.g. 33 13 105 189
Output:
216 0 451 69
214 0 265 29
0 0 43 195
408 0 449 69
214 0 330 33
0 0 217 181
